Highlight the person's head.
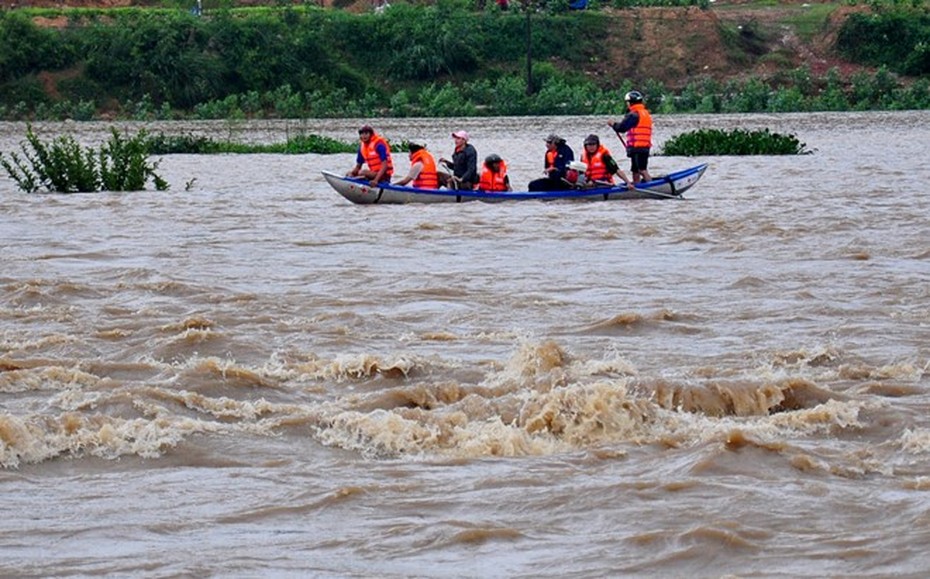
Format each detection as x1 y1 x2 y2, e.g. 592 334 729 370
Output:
583 134 600 150
624 90 644 106
451 130 469 145
545 133 562 149
485 153 502 169
407 139 425 153
358 125 374 142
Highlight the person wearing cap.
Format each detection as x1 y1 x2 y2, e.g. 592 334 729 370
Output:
438 130 478 190
609 90 653 184
477 154 511 192
394 140 439 189
580 134 633 189
347 124 394 186
528 133 575 191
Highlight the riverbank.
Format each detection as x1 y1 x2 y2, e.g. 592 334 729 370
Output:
2 0 927 119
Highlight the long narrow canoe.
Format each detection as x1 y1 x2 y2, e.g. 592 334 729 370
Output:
322 163 708 205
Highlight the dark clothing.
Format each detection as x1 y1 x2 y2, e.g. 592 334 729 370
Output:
528 142 574 191
601 152 621 176
547 142 575 181
612 112 640 136
629 150 649 174
443 143 478 189
611 112 650 157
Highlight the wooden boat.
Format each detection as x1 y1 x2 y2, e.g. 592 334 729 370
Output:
322 163 708 205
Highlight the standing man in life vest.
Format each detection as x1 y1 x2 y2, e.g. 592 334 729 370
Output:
609 90 653 184
580 134 633 189
347 124 394 187
394 140 439 189
477 154 512 192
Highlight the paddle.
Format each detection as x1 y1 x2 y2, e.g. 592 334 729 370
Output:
595 179 683 199
609 123 627 148
592 177 636 190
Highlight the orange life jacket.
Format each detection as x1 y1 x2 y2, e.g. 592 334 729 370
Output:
410 149 438 189
478 159 509 192
582 146 613 184
627 103 653 149
360 133 393 177
545 149 558 171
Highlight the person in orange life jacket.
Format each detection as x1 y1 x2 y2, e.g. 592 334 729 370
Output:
609 90 653 184
347 124 393 187
394 140 439 189
580 134 633 189
438 131 478 190
477 154 512 192
527 133 575 192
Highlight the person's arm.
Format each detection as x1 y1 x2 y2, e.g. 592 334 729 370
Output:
610 112 639 135
504 175 512 192
605 153 633 188
348 148 364 176
463 146 479 184
553 146 571 179
394 161 423 186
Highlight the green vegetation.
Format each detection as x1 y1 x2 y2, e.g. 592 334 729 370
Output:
661 128 812 156
1 126 168 192
0 1 928 119
781 3 838 41
144 132 357 154
837 11 930 76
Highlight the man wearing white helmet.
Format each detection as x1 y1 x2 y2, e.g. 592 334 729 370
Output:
609 90 653 184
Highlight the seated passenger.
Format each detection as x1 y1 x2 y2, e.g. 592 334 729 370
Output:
438 131 478 190
528 134 575 192
394 140 438 189
477 154 512 192
580 134 633 189
347 124 393 187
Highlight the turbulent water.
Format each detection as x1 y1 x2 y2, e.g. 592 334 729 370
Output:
1 112 929 577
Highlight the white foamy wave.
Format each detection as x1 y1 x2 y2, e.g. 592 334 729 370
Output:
0 411 223 468
0 366 105 393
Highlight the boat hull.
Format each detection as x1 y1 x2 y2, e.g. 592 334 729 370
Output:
323 163 707 205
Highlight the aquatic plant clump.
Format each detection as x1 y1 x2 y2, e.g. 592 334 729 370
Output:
660 128 812 156
143 132 357 155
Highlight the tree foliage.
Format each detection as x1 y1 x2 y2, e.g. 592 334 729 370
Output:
0 4 929 119
836 11 930 75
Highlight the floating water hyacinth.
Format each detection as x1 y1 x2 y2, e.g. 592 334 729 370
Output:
661 127 812 156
